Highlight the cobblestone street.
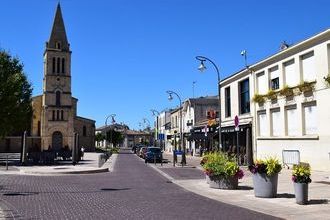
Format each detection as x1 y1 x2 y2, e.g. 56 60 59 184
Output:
0 150 278 219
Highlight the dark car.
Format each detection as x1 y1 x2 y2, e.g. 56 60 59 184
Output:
145 147 162 163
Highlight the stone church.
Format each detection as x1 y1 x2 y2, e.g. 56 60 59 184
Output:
0 4 95 152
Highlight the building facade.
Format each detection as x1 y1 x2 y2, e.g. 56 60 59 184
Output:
0 4 95 152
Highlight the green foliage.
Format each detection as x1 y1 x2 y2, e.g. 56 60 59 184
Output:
0 50 32 139
95 132 105 142
106 129 124 146
264 157 282 176
265 90 277 100
279 85 294 97
298 81 315 93
109 147 120 154
252 94 265 104
292 163 312 184
202 152 241 178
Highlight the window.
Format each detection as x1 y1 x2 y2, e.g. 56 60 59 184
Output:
258 111 267 136
239 79 250 114
271 109 282 136
225 87 231 117
303 103 317 135
56 110 60 120
269 66 280 90
62 58 65 74
284 59 297 87
61 110 64 120
83 126 87 137
56 42 61 49
257 72 267 94
57 57 60 74
37 121 41 136
56 91 61 107
286 106 299 136
52 57 56 73
52 110 55 121
301 51 315 82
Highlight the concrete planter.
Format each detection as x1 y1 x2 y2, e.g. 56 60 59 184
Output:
206 175 210 184
294 182 309 205
252 173 278 198
209 176 238 190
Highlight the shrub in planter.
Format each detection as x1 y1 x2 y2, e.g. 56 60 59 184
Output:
265 90 277 100
252 94 266 105
279 85 294 97
249 157 282 198
298 81 315 93
292 163 312 205
202 152 244 189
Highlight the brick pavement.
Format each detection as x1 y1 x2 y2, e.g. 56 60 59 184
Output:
0 150 278 220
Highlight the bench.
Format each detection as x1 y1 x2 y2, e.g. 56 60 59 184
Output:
282 150 300 169
0 153 21 170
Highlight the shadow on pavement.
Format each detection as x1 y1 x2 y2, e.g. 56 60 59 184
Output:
3 192 39 196
276 193 295 198
237 185 253 191
100 188 131 191
308 199 328 205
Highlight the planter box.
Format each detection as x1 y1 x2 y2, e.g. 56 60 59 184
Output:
294 182 309 205
252 173 278 198
209 176 238 190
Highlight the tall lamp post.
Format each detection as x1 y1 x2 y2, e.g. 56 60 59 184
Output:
166 90 186 165
151 109 160 147
105 114 116 149
195 56 222 151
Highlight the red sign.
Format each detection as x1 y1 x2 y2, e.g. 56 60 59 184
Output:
234 115 239 128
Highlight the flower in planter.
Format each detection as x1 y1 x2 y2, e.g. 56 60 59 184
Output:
292 163 312 184
249 157 282 176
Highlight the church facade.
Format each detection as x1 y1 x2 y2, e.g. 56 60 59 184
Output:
0 4 95 152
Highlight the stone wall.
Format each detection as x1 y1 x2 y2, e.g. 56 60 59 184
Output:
74 117 95 152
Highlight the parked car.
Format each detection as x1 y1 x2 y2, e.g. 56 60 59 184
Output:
134 145 144 155
145 147 162 163
139 147 148 159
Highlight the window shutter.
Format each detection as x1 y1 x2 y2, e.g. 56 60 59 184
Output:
271 110 282 136
302 52 315 82
286 108 299 136
304 105 317 135
257 72 267 94
258 112 267 136
284 60 297 87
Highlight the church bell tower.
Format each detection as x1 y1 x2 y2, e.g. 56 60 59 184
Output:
41 3 74 151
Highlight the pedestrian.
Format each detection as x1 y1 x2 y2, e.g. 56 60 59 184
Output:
80 146 85 160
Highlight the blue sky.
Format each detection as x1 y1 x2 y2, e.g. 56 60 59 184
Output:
1 0 330 129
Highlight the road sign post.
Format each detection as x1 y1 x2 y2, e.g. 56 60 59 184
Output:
234 116 240 164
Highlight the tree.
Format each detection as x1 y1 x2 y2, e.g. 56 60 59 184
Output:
106 129 124 147
0 50 32 139
95 132 105 144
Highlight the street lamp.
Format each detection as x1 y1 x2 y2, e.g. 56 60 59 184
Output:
151 109 160 147
166 90 186 165
196 56 222 151
105 114 116 149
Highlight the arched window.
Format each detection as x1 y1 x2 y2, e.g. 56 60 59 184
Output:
56 42 61 49
57 57 60 74
52 110 55 121
83 126 87 137
56 110 60 120
61 110 64 120
56 91 61 107
52 57 56 73
62 58 65 74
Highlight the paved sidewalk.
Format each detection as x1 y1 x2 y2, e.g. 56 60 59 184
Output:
0 152 116 175
150 153 330 220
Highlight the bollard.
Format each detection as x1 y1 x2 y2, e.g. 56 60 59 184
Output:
6 155 8 170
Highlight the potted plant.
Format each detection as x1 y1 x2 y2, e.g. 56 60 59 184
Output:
265 90 277 100
202 152 244 189
324 74 330 87
292 163 312 205
252 94 266 105
249 157 282 198
279 85 294 97
298 81 315 93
